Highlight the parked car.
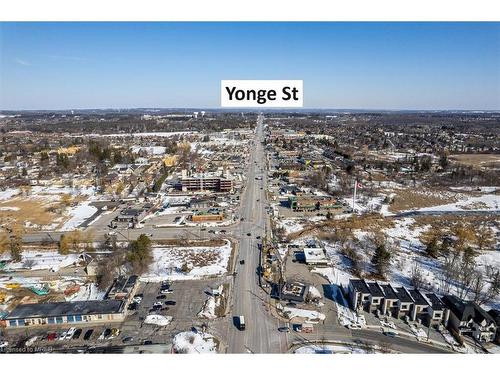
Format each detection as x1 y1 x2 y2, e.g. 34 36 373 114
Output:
160 289 173 295
132 296 142 304
153 302 162 308
0 341 9 348
98 328 112 340
65 327 77 340
128 302 138 310
143 340 153 345
246 233 251 236
109 328 120 339
47 332 57 341
122 336 134 343
165 300 176 306
156 295 167 300
83 329 94 341
72 328 83 339
278 327 290 333
25 336 39 347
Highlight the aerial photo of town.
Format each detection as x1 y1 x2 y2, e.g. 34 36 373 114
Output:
0 22 499 355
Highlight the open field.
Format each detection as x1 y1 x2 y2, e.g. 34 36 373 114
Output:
0 198 62 228
389 189 460 212
450 153 500 168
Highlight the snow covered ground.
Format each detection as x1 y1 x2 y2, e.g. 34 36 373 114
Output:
140 240 232 281
61 203 98 231
294 343 392 354
280 305 326 322
144 314 173 326
277 218 304 235
172 331 217 353
198 296 218 319
414 193 499 212
0 188 20 201
0 250 81 271
66 282 105 301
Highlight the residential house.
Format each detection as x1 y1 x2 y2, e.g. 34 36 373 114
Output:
442 295 497 343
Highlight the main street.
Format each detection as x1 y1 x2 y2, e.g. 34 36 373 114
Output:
226 114 286 353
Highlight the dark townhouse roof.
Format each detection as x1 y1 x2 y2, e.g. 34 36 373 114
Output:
394 287 414 303
409 289 429 306
366 282 384 298
380 284 398 300
425 293 446 310
488 310 500 325
442 295 496 325
350 279 370 295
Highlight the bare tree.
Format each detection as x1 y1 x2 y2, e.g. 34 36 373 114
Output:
411 262 425 290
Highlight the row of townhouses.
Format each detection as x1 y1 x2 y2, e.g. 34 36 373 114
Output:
347 279 498 343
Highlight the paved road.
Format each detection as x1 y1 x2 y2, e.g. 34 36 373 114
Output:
226 114 286 354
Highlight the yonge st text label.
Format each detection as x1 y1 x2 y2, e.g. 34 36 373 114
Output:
221 80 303 108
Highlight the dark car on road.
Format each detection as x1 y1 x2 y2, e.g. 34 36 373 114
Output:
239 259 245 265
246 233 251 236
83 329 94 341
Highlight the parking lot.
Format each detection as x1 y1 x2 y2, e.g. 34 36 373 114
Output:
1 277 231 353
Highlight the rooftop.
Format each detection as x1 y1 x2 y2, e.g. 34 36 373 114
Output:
7 300 124 320
350 279 371 295
408 289 429 306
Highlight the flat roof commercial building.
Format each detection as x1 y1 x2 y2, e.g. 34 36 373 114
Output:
4 300 125 328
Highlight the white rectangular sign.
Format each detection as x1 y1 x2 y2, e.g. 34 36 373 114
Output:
220 80 303 108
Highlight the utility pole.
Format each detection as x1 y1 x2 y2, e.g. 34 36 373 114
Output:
352 179 357 214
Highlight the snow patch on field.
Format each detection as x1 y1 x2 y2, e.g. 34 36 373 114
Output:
277 219 304 235
144 314 173 326
415 194 499 212
140 241 232 281
0 251 80 271
198 296 218 319
295 343 384 354
60 203 98 231
172 331 217 353
0 188 20 201
281 305 325 322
